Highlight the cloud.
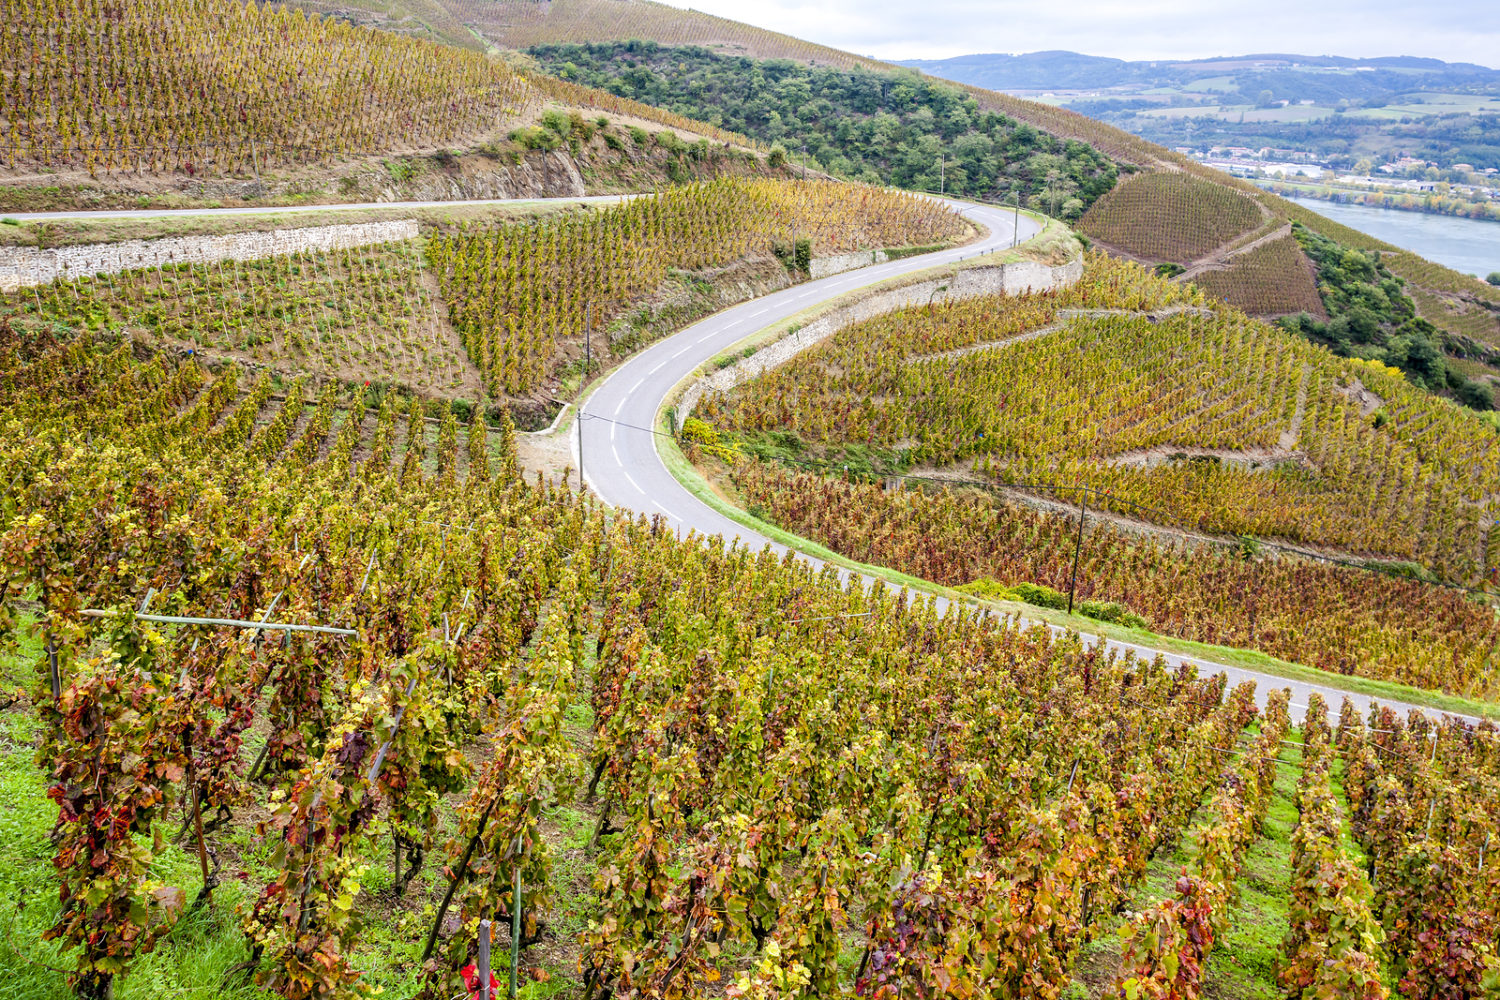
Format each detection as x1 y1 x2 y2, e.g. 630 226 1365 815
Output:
657 0 1500 67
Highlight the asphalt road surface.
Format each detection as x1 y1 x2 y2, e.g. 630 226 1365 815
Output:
579 196 1488 726
18 191 1483 724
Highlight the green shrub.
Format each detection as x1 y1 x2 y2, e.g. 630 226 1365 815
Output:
1078 600 1150 629
955 578 1012 600
540 108 572 137
508 126 561 152
1009 582 1068 610
629 126 649 146
767 145 788 168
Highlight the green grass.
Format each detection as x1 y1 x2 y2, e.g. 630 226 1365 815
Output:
1062 728 1301 998
0 615 272 1000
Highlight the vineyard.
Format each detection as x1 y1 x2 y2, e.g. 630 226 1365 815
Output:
428 178 968 395
8 323 1485 998
0 240 480 397
0 180 959 404
0 0 759 180
695 256 1500 583
729 462 1500 698
1077 173 1267 265
1189 232 1326 319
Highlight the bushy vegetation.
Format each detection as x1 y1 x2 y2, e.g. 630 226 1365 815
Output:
0 0 762 179
1 241 476 397
529 41 1120 216
0 322 1329 1000
1 0 534 175
1281 222 1494 409
735 463 1500 697
428 178 967 395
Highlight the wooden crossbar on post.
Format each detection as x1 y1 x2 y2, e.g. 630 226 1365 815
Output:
79 609 358 637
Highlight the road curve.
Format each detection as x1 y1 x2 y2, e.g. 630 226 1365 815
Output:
580 196 1488 725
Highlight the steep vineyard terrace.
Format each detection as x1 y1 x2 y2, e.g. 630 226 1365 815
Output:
693 256 1500 697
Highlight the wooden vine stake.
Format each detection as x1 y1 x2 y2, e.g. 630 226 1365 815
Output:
510 852 522 1000
478 919 493 1000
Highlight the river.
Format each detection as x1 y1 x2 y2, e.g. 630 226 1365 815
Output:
1283 195 1500 279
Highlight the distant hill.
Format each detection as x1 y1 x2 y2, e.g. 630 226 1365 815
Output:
896 50 1500 173
895 51 1500 96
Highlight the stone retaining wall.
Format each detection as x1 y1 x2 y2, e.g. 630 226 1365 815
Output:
677 254 1082 417
0 219 419 292
809 249 890 279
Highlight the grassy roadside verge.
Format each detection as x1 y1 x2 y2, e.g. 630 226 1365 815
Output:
655 427 1499 721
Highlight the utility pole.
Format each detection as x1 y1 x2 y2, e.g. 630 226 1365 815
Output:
1012 192 1020 247
1067 491 1087 615
939 157 945 196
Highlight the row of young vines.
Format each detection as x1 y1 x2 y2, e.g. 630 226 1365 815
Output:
3 321 1306 999
427 178 968 394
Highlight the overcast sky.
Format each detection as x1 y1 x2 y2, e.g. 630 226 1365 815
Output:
660 0 1499 68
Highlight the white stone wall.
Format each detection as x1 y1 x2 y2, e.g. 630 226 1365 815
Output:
0 220 420 292
808 249 890 279
678 255 1083 417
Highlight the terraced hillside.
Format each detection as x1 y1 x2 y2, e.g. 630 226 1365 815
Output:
0 0 757 187
417 6 1496 405
1077 173 1269 265
694 255 1500 689
1 180 965 408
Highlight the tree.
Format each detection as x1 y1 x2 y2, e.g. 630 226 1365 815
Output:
1486 272 1500 287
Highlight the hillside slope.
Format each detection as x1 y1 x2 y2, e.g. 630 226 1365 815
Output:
504 21 1500 406
0 0 767 213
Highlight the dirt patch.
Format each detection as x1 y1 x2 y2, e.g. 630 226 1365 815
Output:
1334 376 1384 417
516 426 577 487
1102 445 1309 472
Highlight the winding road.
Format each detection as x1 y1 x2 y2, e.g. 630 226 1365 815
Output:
15 192 1488 724
579 196 1489 725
